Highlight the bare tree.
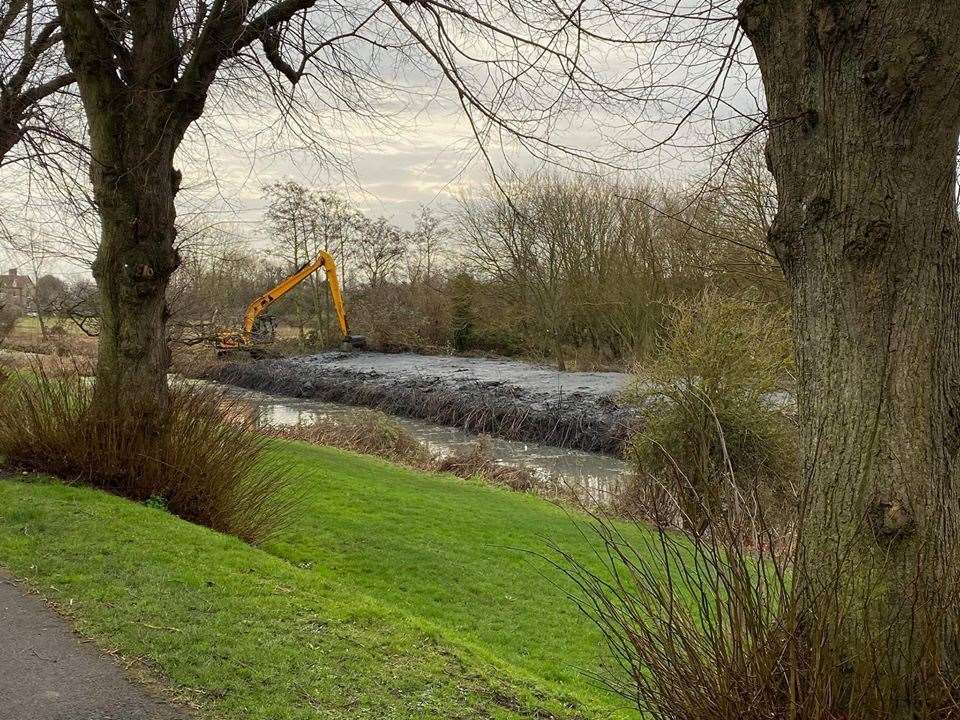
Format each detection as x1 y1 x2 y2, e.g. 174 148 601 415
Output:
54 0 393 427
53 0 613 433
353 214 402 286
458 173 746 367
550 0 960 709
309 192 354 340
264 180 319 340
5 226 55 335
0 0 76 167
50 275 98 335
405 206 445 284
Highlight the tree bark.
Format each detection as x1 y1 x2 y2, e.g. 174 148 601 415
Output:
54 0 317 433
55 0 186 430
739 0 960 705
89 136 181 426
0 118 20 161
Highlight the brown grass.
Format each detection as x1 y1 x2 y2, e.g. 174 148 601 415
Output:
0 348 95 375
0 364 300 544
434 438 539 492
556 469 960 720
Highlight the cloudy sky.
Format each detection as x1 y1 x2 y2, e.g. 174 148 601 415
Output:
0 1 754 279
177 93 491 230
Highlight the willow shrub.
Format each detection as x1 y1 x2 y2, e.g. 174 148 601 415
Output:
0 366 299 544
266 411 538 493
557 497 960 720
619 291 798 535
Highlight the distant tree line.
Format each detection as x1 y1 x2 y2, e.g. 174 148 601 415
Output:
120 141 782 368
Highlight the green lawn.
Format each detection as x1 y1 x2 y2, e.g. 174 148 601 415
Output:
8 315 85 337
0 441 644 719
11 315 41 330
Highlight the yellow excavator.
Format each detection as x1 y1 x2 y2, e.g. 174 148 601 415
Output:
215 249 365 355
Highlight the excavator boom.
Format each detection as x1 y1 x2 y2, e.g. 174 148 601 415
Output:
242 250 349 337
216 249 364 353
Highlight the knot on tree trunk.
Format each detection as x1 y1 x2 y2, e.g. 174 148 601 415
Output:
867 494 915 543
803 194 831 225
843 218 891 263
122 247 178 295
814 0 864 51
0 118 21 158
767 208 803 277
132 263 155 280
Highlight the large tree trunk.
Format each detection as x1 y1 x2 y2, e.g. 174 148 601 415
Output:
55 0 191 435
739 0 960 706
86 107 182 430
54 0 318 441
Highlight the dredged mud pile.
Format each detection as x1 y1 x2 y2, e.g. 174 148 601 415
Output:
212 352 641 455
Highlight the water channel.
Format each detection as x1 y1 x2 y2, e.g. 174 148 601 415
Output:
207 382 633 503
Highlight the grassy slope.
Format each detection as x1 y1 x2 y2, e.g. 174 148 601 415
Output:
0 441 642 719
268 443 627 708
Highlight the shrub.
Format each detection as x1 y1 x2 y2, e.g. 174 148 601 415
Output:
0 366 300 543
620 291 798 533
558 492 960 720
270 410 434 467
267 413 539 493
434 437 538 492
449 271 476 353
567 296 958 718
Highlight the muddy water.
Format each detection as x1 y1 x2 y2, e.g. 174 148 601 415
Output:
211 382 633 503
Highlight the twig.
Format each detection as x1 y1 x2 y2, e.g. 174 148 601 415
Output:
134 621 183 633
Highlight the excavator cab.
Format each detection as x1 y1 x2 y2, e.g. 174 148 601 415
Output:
215 250 365 356
251 315 277 343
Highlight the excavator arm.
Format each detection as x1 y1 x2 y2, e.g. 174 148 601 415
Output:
216 250 363 352
242 250 349 338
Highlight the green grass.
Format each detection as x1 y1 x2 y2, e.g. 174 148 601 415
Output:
0 441 645 719
8 315 83 338
12 315 41 330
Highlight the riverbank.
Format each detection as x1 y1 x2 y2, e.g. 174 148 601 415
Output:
0 440 644 719
211 351 641 455
217 383 633 506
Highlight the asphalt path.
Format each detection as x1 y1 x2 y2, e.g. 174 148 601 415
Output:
0 573 188 720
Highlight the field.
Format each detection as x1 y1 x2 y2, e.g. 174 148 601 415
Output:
0 440 646 719
4 315 94 351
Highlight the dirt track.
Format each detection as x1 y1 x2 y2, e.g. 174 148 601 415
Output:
212 351 641 455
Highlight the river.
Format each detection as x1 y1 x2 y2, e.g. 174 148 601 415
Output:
208 382 633 504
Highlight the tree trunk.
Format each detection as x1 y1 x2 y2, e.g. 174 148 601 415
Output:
0 118 19 162
54 0 320 440
739 0 960 706
87 123 181 431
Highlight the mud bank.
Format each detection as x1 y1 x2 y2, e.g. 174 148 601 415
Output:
211 352 641 455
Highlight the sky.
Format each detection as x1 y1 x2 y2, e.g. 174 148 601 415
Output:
176 93 490 231
0 95 493 278
0 0 756 280
0 93 670 280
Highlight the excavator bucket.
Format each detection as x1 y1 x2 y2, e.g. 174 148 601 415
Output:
341 335 367 351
